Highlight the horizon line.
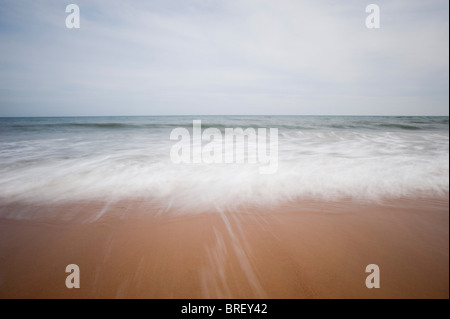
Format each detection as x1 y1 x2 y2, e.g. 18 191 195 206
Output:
0 114 449 118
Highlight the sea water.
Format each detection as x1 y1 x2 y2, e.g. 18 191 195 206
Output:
0 116 448 212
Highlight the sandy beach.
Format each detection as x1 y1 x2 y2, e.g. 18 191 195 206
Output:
0 197 447 299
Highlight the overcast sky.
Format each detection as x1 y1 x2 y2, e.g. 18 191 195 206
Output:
0 0 448 116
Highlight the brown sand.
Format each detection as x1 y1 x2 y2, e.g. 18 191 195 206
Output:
0 198 448 299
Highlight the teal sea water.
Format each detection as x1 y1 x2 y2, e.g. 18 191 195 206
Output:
0 116 448 213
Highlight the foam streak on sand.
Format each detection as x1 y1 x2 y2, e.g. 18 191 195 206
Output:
0 198 448 299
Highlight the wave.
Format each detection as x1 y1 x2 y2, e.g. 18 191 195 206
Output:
6 122 266 131
375 123 422 130
0 157 447 215
9 122 151 130
2 116 448 133
0 139 447 215
1 121 434 133
0 116 448 217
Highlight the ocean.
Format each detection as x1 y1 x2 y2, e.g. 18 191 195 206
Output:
0 116 448 213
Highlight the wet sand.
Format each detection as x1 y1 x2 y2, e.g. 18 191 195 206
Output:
0 198 448 299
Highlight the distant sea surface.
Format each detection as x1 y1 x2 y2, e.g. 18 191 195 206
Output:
0 116 448 213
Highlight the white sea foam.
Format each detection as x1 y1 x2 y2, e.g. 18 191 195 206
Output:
0 116 448 214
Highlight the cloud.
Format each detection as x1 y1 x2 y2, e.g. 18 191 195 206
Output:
0 0 448 116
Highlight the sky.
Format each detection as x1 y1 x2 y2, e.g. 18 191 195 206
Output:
0 0 448 116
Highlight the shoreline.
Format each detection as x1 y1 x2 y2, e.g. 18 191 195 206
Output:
0 197 448 298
